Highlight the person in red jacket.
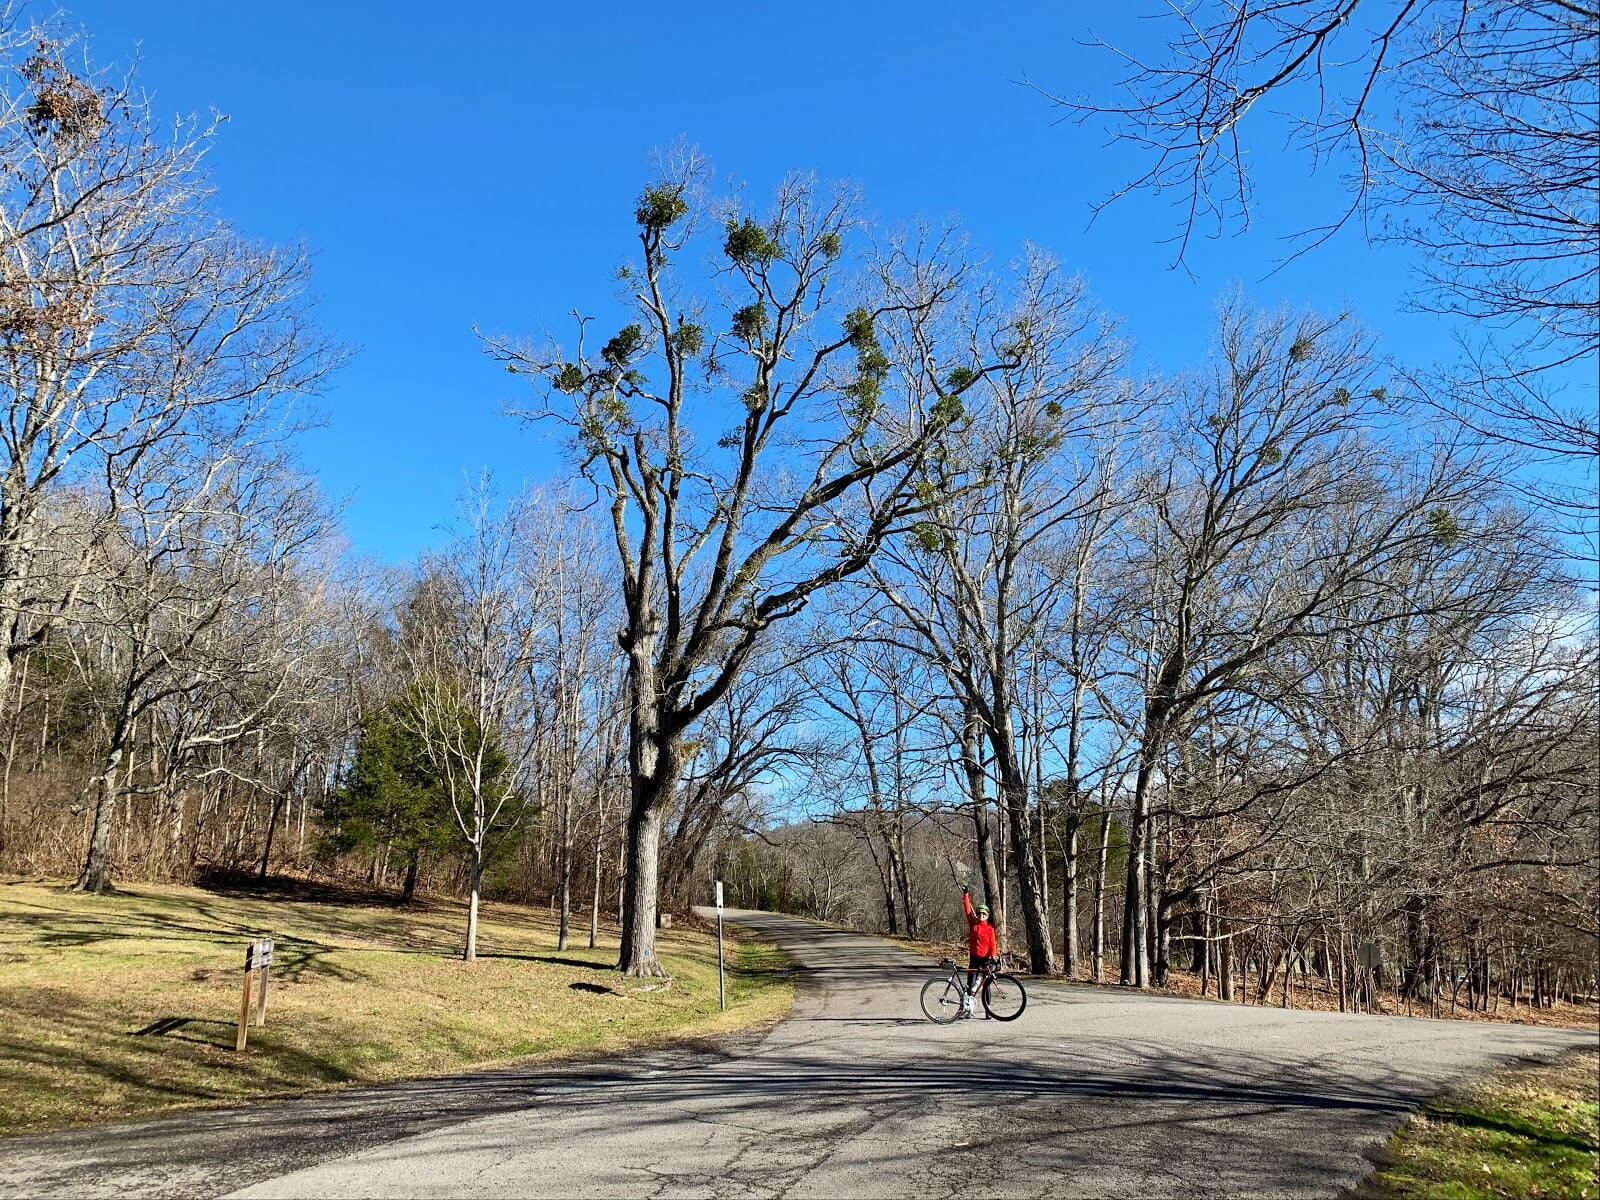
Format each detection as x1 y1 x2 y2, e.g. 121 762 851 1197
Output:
960 884 998 1018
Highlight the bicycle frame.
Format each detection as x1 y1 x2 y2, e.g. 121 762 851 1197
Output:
922 956 1027 1024
940 957 997 992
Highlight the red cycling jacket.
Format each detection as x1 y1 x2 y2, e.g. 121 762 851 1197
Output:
963 892 998 958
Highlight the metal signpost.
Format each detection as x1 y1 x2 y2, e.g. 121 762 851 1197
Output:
715 880 725 1011
1356 942 1382 1012
236 937 275 1052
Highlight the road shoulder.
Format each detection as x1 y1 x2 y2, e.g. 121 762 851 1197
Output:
1359 1047 1599 1198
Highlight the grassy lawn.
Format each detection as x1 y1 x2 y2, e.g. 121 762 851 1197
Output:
1373 1049 1599 1199
0 877 793 1137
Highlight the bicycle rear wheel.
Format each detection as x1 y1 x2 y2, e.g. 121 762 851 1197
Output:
920 977 964 1024
982 973 1027 1021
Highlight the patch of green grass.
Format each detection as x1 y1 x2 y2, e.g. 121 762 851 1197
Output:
1374 1049 1599 1199
0 879 793 1136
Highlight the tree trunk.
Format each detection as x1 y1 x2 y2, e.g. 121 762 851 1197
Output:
0 561 25 740
168 785 187 865
74 756 122 894
464 843 484 961
973 808 1001 923
1400 892 1430 999
1153 896 1172 988
997 805 1009 950
1091 806 1111 982
1121 744 1156 986
557 787 574 951
862 819 899 935
617 770 672 977
996 760 1055 974
1256 942 1286 1003
588 827 603 950
75 707 133 893
888 816 915 940
1336 929 1348 1012
1218 915 1235 1001
1062 815 1080 978
0 651 29 855
258 792 285 880
616 604 674 978
401 848 420 902
295 787 309 866
961 706 1003 924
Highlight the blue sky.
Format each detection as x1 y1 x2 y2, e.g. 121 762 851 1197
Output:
66 1 1582 562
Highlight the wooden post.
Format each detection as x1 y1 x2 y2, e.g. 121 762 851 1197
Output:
254 938 274 1026
236 968 255 1052
236 938 274 1049
255 959 270 1027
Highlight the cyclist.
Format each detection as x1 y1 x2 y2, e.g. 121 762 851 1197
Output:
959 884 997 1018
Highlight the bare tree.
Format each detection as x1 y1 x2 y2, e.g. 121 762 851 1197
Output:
400 483 547 961
1040 481 1134 978
867 253 1128 972
490 155 1023 975
71 431 329 892
1110 300 1518 985
0 23 337 718
1047 0 1598 490
529 495 614 951
803 633 945 939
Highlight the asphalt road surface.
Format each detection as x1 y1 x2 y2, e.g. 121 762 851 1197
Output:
2 910 1591 1199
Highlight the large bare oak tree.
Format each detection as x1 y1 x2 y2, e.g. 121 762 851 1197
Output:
490 155 1020 975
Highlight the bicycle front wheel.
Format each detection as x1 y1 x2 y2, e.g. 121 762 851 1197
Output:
982 973 1027 1021
920 977 965 1024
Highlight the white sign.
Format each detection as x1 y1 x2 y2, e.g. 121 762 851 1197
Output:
715 881 724 910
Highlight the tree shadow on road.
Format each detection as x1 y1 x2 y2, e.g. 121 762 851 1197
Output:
6 1021 1575 1179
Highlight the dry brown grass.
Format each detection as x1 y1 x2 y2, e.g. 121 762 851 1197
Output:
0 876 793 1136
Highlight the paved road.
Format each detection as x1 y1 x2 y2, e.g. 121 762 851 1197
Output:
2 911 1591 1198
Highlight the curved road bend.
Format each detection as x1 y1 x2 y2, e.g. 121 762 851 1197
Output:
1 909 1591 1199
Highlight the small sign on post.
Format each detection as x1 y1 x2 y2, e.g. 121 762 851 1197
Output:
1356 942 1381 1012
715 881 725 1011
254 937 273 1028
236 938 274 1052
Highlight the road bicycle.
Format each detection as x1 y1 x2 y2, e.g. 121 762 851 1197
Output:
919 956 1027 1023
